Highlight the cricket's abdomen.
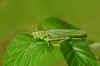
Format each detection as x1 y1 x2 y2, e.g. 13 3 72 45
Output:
47 29 87 39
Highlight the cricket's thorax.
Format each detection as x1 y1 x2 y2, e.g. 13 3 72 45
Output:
32 31 48 40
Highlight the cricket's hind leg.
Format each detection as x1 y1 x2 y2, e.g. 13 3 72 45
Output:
47 37 71 47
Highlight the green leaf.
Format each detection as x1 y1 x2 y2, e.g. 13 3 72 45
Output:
60 40 98 66
2 34 64 66
42 17 80 30
85 40 100 49
88 42 100 49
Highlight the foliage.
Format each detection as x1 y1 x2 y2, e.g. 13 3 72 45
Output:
60 40 97 66
42 17 80 29
2 34 64 66
2 17 98 66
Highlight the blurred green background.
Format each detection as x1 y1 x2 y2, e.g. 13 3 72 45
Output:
0 0 100 43
0 0 100 65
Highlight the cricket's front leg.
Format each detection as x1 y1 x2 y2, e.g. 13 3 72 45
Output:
44 37 52 47
48 41 52 47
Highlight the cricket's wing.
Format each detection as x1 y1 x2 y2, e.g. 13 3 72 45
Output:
47 29 87 38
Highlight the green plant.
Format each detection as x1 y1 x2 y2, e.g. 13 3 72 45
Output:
2 17 98 66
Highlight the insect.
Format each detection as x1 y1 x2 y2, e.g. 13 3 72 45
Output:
32 29 87 47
